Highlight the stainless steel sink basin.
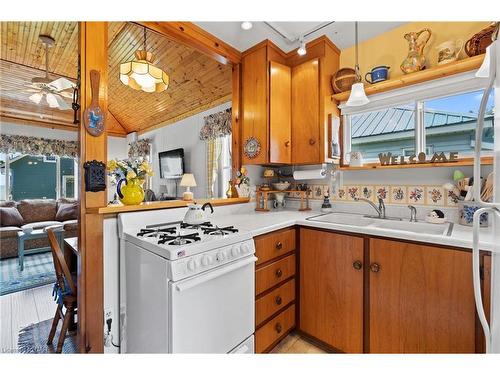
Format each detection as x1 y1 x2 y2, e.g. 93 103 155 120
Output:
307 212 454 236
370 219 453 236
307 212 374 227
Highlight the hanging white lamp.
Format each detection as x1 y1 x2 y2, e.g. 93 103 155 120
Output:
346 22 369 107
297 36 307 56
120 26 169 93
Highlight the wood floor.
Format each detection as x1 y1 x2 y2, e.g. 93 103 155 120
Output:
270 332 326 354
0 284 55 353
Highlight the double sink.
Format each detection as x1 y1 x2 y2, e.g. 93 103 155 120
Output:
307 212 454 237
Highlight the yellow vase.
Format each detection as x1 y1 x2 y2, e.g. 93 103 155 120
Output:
117 178 145 205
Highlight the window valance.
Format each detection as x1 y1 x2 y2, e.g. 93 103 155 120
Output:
199 108 232 141
0 134 78 158
128 139 151 158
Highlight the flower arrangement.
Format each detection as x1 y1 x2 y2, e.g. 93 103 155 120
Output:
107 158 153 184
234 166 250 186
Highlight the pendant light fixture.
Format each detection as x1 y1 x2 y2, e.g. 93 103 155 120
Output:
346 22 369 107
120 26 169 93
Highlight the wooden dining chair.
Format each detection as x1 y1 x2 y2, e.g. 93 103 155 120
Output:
46 227 77 353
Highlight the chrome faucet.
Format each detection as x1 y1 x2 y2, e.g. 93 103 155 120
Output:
408 205 417 222
354 197 386 219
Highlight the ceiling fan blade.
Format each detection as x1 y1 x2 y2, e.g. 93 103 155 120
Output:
46 93 59 108
51 93 72 110
49 77 75 92
58 90 73 98
29 92 43 104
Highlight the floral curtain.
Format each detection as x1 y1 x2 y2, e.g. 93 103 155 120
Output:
0 134 78 158
206 137 223 199
128 139 151 159
199 108 232 141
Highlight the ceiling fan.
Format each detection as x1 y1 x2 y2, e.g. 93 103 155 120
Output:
23 35 75 110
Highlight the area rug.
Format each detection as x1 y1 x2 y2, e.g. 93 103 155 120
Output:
0 252 56 296
18 318 78 354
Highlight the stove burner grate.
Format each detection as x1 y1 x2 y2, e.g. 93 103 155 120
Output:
158 232 201 245
137 227 177 237
202 226 239 236
181 222 213 229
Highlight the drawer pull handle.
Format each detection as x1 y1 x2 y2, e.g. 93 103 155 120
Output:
370 263 381 273
275 269 283 278
352 260 363 270
309 138 316 145
275 296 282 305
285 141 290 147
276 241 283 250
275 323 282 333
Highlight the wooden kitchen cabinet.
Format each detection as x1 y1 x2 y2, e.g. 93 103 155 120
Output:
369 238 476 353
299 228 364 353
291 59 320 164
241 37 340 165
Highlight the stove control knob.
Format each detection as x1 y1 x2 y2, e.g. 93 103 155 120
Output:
241 243 250 254
187 259 196 271
216 251 225 262
231 245 240 257
201 255 211 266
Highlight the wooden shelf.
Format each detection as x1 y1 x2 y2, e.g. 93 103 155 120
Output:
96 197 250 215
339 157 493 171
332 54 485 102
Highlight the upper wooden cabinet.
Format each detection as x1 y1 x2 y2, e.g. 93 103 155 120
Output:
241 37 340 165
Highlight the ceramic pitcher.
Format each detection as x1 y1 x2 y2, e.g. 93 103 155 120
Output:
436 39 463 65
400 28 432 74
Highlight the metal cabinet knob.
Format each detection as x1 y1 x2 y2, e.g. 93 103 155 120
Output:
275 296 282 305
276 241 283 250
275 269 283 278
370 263 381 273
352 260 363 270
285 141 291 147
275 323 282 333
309 138 316 145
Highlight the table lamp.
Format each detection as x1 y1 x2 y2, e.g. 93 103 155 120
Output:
180 173 196 201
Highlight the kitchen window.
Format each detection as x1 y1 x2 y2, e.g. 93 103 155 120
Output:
342 73 495 165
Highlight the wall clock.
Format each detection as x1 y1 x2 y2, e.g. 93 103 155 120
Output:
244 137 261 159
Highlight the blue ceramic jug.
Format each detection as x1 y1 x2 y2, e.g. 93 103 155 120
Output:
365 66 390 84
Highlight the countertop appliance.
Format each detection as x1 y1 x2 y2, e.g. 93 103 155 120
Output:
472 31 500 354
118 208 256 353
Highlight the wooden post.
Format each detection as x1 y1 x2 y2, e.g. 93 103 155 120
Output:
78 21 108 353
231 63 241 173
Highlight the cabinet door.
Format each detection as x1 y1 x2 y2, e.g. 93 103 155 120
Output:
291 59 320 164
369 238 476 353
242 46 268 165
299 228 364 353
269 61 291 164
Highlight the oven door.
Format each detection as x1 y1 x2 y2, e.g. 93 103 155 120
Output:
169 255 256 353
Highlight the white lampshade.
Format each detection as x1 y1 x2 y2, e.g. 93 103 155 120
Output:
180 173 197 187
346 82 370 107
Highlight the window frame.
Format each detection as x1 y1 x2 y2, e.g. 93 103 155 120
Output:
340 72 493 167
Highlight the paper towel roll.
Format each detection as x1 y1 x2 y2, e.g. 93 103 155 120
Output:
293 169 326 180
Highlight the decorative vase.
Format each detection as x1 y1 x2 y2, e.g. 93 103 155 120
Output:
400 28 432 74
458 201 489 227
236 183 250 198
226 181 234 198
117 178 145 205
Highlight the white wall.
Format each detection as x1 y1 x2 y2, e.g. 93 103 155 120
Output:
0 122 77 141
140 102 231 199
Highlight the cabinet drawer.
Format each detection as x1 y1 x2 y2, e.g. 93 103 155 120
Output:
255 254 296 296
255 228 296 266
256 304 295 353
256 279 295 327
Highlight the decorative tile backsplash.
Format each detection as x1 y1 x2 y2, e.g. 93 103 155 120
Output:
288 183 458 207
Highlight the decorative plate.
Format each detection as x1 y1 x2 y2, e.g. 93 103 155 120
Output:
244 137 261 159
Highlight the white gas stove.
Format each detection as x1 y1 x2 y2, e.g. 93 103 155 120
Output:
118 208 256 353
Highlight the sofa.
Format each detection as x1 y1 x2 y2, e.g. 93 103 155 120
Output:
0 199 78 259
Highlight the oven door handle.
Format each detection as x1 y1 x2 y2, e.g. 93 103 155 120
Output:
175 256 257 292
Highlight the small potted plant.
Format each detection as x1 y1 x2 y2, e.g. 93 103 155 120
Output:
107 158 154 205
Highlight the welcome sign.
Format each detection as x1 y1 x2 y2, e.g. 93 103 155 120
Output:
378 151 459 166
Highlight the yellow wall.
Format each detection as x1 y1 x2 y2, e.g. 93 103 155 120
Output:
340 22 491 81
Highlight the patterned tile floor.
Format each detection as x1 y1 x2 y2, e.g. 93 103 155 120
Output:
270 332 326 354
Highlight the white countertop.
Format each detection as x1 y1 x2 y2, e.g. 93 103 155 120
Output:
212 207 496 252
